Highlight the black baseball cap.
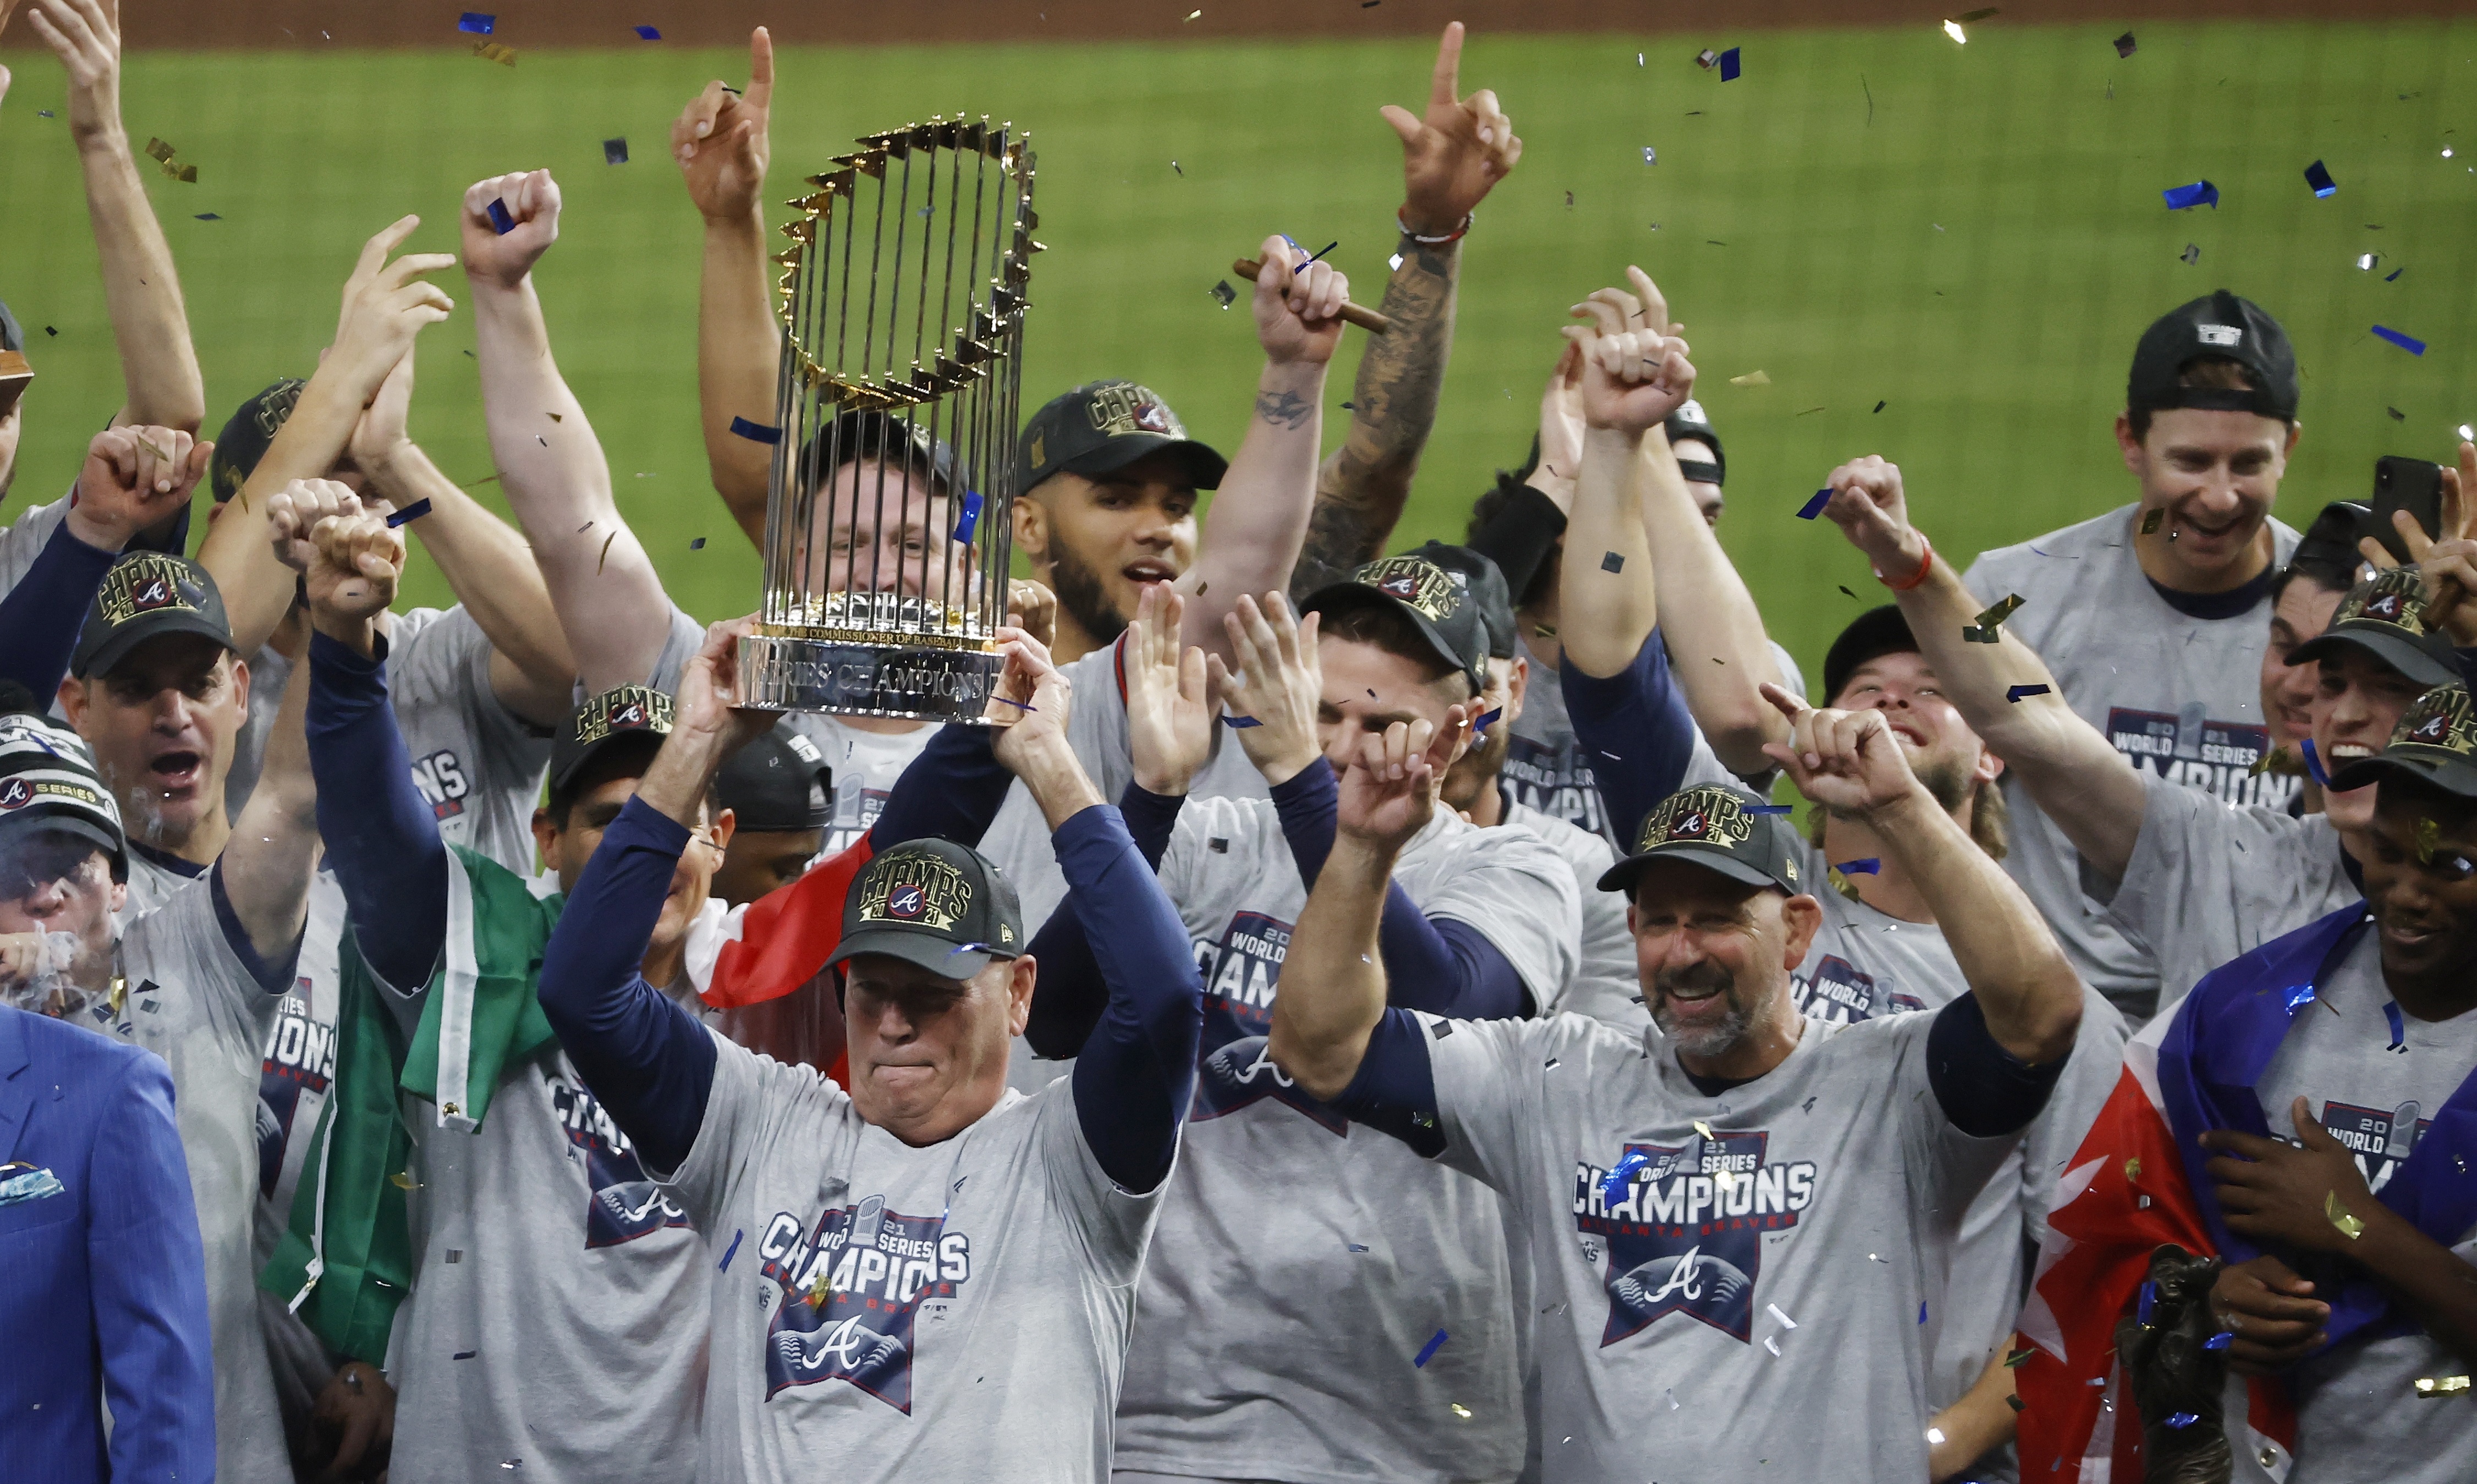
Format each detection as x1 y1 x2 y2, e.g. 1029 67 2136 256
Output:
2287 567 2460 688
716 723 832 833
2127 290 2299 424
1402 541 1515 661
797 408 960 500
2292 501 2373 587
1665 398 1724 486
1821 605 1919 705
70 553 237 680
1015 381 1227 494
549 685 674 793
1301 551 1492 696
208 378 307 505
2329 683 2477 799
826 836 1024 980
1597 783 1806 898
0 712 128 883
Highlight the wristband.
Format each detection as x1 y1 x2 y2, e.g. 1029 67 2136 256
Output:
1397 210 1472 246
1876 534 1935 591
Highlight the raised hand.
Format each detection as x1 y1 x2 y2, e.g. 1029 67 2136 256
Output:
2360 441 2477 645
1252 232 1350 368
673 615 777 754
345 347 415 487
674 26 774 223
1817 454 1928 585
461 170 562 292
1005 578 1056 652
301 500 406 637
265 479 362 575
1205 591 1323 785
1336 708 1468 854
987 626 1074 769
24 0 119 146
1534 341 1586 501
1561 266 1694 434
1756 680 1923 818
327 217 456 405
1124 585 1212 796
1384 21 1522 236
65 425 208 550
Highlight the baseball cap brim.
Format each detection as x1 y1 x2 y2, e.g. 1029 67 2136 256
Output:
1299 583 1479 695
2287 628 2460 688
0 814 125 873
74 612 236 680
826 925 1011 981
549 728 666 793
1053 434 1228 491
2327 750 2477 799
1596 842 1786 896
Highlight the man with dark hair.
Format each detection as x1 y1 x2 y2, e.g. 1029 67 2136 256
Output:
1961 291 2306 1022
2263 501 2375 810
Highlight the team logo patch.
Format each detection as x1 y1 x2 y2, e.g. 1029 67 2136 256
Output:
1086 382 1187 441
855 848 971 931
1352 556 1461 624
1577 1128 1817 1345
572 686 674 747
0 778 29 811
2335 568 2429 635
2321 1099 2431 1194
1634 786 1755 856
1190 911 1348 1135
2195 322 2243 347
2393 685 2476 757
888 884 926 919
96 554 205 626
757 1196 973 1412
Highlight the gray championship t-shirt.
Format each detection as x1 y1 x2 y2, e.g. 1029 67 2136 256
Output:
1965 506 2299 1022
1427 1008 2017 1484
94 872 295 1484
784 714 935 857
669 1036 1165 1482
1506 799 1634 1030
2100 770 2356 1016
1110 798 1580 1484
0 490 69 598
2254 932 2477 1484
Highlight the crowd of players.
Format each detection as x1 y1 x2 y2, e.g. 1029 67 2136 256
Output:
0 8 2470 1483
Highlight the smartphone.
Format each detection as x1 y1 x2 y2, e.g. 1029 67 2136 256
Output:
0 351 30 421
2366 455 2445 565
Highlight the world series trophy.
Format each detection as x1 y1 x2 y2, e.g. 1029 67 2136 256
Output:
738 118 1039 723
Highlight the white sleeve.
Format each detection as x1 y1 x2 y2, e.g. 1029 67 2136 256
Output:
0 496 70 602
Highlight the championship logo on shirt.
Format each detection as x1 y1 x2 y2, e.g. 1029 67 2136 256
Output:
1503 738 1610 841
257 979 335 1200
1575 1129 1817 1344
2105 705 2295 811
1792 954 1923 1025
409 748 470 821
756 1195 973 1412
2321 1099 2432 1194
1189 910 1349 1134
548 1072 691 1247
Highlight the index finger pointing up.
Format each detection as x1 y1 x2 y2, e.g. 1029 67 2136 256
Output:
1429 20 1464 107
745 26 775 111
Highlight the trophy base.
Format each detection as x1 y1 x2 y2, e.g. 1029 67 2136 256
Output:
739 631 1005 724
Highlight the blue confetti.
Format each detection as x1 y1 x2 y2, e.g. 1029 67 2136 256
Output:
718 1229 743 1271
2300 737 2331 785
2283 983 2319 1015
2386 268 2404 283
1919 1301 1928 1326
728 416 782 444
1600 1148 1650 1205
633 24 662 40
1472 706 1504 737
2204 1331 2233 1351
1718 46 1742 81
1414 1329 1448 1368
2386 999 2408 1052
603 138 630 166
194 213 222 221
689 538 706 550
1347 1243 1370 1253
1795 488 1832 520
1835 858 1881 875
486 198 516 235
2137 1280 2156 1326
991 696 1037 714
385 498 434 529
2304 160 2337 198
2162 180 2221 211
2006 684 2052 702
2372 325 2428 356
952 491 985 544
2165 1411 2199 1430
1220 715 1264 729
458 12 495 34
1748 804 1793 815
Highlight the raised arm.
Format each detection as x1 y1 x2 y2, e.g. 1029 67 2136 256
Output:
1288 21 1520 596
1817 457 2147 877
29 0 204 435
195 218 454 654
347 350 575 725
1173 235 1350 662
1553 271 1696 678
1760 682 2081 1068
673 28 779 546
461 170 676 691
0 426 203 696
216 615 316 969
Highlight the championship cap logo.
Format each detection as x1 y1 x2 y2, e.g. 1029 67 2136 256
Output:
1354 556 1460 623
2336 568 2427 635
858 847 972 931
888 884 926 919
2393 685 2475 756
0 778 29 811
572 686 674 747
2196 323 2243 347
1086 382 1184 440
1635 786 1754 854
96 554 202 626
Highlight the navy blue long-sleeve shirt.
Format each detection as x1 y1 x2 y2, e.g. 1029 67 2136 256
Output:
541 794 1205 1189
1557 628 1703 849
306 630 449 992
0 519 117 700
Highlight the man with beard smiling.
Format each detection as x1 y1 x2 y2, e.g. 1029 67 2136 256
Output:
1962 292 2306 1024
1814 452 2477 1018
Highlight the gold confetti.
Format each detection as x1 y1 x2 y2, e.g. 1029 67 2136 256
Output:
2326 1190 2365 1240
2418 817 2441 864
390 1171 420 1191
2003 1346 2036 1369
2140 508 2165 536
474 40 517 65
1963 593 2025 643
1693 1120 1715 1139
2416 1375 2471 1397
597 530 617 574
144 136 175 163
1728 370 1771 387
1449 1403 1473 1419
2124 1157 2141 1180
145 137 200 183
1715 1169 1737 1191
810 1269 832 1307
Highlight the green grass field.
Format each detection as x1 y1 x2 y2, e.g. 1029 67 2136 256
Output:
4 18 2476 679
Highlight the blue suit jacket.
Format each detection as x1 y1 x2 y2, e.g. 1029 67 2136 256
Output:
0 1004 216 1481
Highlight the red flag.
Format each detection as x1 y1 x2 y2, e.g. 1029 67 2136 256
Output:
689 836 872 1086
2015 1014 2295 1481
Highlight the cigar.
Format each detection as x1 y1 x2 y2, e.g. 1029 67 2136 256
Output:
1231 260 1392 335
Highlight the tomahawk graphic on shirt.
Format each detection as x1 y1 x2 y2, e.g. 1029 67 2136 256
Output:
1189 910 1349 1134
548 1071 691 1247
755 1195 974 1411
1575 1129 1819 1344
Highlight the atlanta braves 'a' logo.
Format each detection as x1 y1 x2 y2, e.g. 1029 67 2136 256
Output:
0 777 30 811
1189 910 1350 1135
756 1195 973 1412
888 884 926 919
1577 1129 1817 1345
549 1073 691 1249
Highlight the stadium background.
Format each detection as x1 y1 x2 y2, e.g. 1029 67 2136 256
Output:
4 1 2475 683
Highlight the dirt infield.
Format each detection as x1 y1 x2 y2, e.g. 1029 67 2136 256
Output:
97 0 2477 52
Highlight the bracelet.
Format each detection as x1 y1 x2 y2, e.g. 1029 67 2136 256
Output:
1876 534 1935 591
1397 210 1472 245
